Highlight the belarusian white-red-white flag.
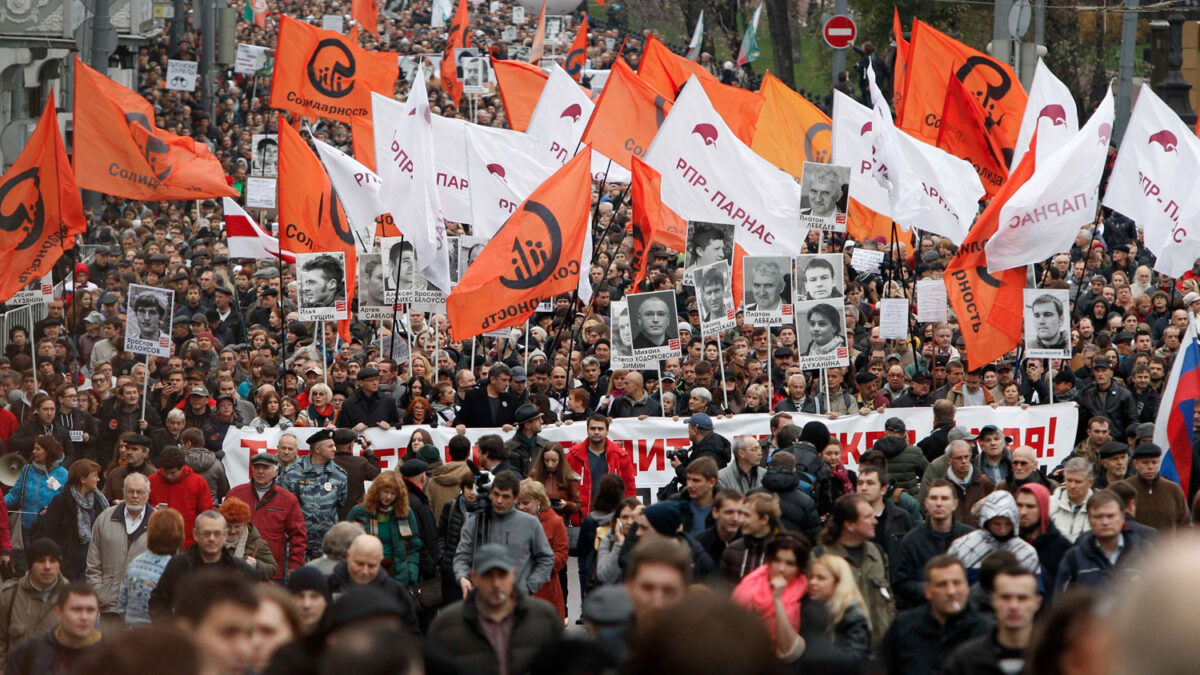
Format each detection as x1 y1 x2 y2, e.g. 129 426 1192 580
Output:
867 67 982 244
831 90 892 219
1103 84 1200 277
1011 60 1078 172
465 123 554 238
371 65 451 293
643 75 805 257
986 87 1113 272
312 136 382 253
223 198 294 263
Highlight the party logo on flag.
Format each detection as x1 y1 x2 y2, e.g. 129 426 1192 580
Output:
1038 104 1067 127
692 123 718 146
0 168 45 250
307 39 358 98
1149 130 1179 152
561 104 583 122
487 163 507 181
499 201 563 290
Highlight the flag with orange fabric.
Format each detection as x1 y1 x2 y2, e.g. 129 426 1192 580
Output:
0 92 87 302
447 145 594 340
582 59 671 171
73 58 235 200
277 116 358 336
898 19 1026 162
439 0 470 105
565 15 588 80
629 155 687 287
945 147 1032 370
892 8 910 115
492 58 548 131
270 16 397 123
351 0 378 37
936 75 1008 198
529 1 547 64
346 114 402 237
752 72 831 176
847 199 912 250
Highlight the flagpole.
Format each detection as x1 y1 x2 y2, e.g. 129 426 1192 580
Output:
716 334 729 412
28 308 37 396
321 321 329 388
523 317 530 370
387 235 406 361
766 325 772 410
140 353 150 423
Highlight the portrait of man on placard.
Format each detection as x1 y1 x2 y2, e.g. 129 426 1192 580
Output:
696 263 732 325
128 288 170 341
385 238 428 292
357 253 387 308
629 291 679 351
744 256 792 312
251 134 278 177
796 254 843 301
298 252 346 312
798 162 850 231
1024 288 1070 357
685 221 734 272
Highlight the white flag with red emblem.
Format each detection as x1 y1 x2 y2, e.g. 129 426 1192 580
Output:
312 137 381 253
986 88 1113 273
831 90 892 218
1011 60 1079 171
372 64 451 293
1103 84 1200 277
643 75 805 257
430 115 473 224
464 123 554 238
222 198 294 263
866 67 983 245
526 64 594 169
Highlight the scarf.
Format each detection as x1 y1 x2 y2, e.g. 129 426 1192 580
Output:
70 487 108 544
830 463 854 495
731 564 807 648
225 526 249 558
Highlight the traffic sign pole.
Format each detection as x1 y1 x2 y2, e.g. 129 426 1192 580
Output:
828 0 851 91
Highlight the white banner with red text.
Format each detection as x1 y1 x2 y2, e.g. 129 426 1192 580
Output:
221 404 1078 503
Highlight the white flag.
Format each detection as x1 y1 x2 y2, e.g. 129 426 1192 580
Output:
371 66 451 293
222 198 294 263
831 90 892 218
866 67 983 244
686 11 705 61
644 76 805 257
526 64 594 169
464 124 553 238
312 137 381 253
1102 84 1200 277
1011 60 1079 171
430 116 473 224
986 88 1113 272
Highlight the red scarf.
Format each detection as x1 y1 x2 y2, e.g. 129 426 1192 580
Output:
831 463 854 494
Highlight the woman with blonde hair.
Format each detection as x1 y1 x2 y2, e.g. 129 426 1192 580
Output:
346 471 422 586
298 383 336 427
517 478 568 619
805 554 871 659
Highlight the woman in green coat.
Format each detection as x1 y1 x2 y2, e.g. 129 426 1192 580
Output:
347 470 423 586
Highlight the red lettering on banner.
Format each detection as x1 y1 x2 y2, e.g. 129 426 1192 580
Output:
638 439 666 472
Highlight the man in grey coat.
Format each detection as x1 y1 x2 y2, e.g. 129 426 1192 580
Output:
85 473 150 635
453 470 555 597
717 436 763 494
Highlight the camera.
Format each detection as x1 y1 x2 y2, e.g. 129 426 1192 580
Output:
475 470 494 501
666 448 688 463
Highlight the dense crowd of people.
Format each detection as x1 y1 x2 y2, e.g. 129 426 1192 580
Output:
5 0 1200 673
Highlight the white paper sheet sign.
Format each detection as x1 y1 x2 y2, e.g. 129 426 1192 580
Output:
322 14 344 33
165 60 198 91
234 44 269 75
246 177 277 209
850 248 884 274
916 278 948 323
512 6 525 23
879 298 909 340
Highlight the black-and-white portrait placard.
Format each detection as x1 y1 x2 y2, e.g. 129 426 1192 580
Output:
743 256 793 326
694 261 736 335
794 299 849 369
125 284 174 357
795 254 844 302
1024 288 1071 359
297 251 348 321
610 299 656 369
357 252 391 320
251 134 278 177
683 220 734 285
798 162 850 232
628 290 681 359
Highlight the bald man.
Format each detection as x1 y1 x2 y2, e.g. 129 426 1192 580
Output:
328 535 418 632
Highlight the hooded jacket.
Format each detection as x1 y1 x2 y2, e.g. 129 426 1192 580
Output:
426 461 475 519
1048 485 1093 543
873 435 929 493
148 465 214 549
5 461 68 533
946 491 1042 583
1016 483 1072 594
759 467 821 542
184 448 230 505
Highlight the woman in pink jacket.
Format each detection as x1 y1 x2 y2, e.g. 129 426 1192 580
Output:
732 533 811 662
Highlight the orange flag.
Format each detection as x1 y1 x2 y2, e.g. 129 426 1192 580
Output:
892 8 910 116
350 114 376 171
440 0 470 105
270 16 397 123
72 58 235 200
629 155 687 287
0 93 87 301
277 116 357 323
565 15 588 80
945 148 1032 370
847 199 912 250
582 59 672 171
529 1 547 64
492 58 547 131
936 75 1008 198
447 145 593 341
898 19 1026 163
752 72 832 176
351 0 378 37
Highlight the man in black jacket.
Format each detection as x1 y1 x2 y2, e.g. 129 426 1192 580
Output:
331 428 381 520
891 480 973 609
328 534 418 632
857 466 914 562
880 554 993 675
341 368 401 431
918 400 957 462
756 452 821 542
943 566 1040 675
455 363 517 429
148 510 258 621
1076 357 1137 439
1015 484 1072 595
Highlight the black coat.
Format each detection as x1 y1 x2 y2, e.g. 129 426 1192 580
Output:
339 389 401 429
918 421 954 462
1028 521 1072 596
438 495 479 602
8 421 72 464
403 479 440 581
757 467 821 542
149 546 258 622
328 562 419 632
941 630 1019 675
880 604 994 675
454 388 517 428
1076 381 1137 437
33 488 106 580
873 500 916 563
891 521 975 609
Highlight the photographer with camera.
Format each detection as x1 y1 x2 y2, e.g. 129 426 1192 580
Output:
331 428 381 520
452 470 555 600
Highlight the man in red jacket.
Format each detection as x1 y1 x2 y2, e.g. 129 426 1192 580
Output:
225 452 307 580
148 446 213 548
566 414 638 518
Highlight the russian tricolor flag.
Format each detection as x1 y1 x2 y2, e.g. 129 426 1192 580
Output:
1154 311 1200 496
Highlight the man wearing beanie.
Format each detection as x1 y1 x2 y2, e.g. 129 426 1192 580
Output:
148 446 213 549
0 539 69 670
285 566 330 635
598 501 715 583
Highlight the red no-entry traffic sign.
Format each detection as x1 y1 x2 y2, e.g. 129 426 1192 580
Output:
823 15 857 49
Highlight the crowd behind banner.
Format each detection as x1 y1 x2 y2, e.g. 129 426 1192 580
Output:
0 0 1199 673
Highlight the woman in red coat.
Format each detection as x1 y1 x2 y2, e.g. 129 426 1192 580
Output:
518 479 568 620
